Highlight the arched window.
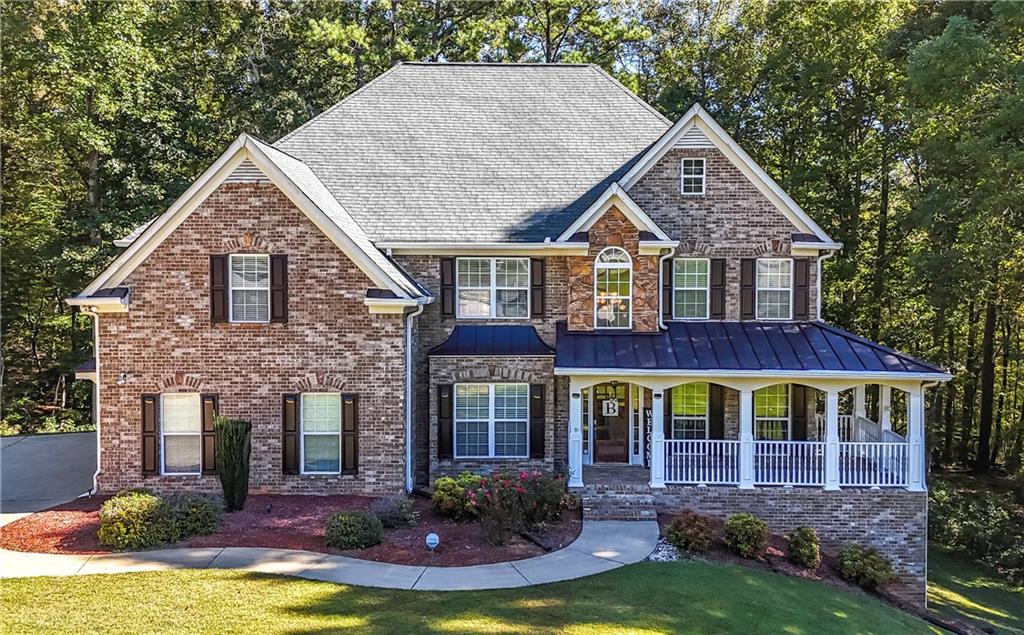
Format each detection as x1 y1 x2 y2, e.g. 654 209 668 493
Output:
594 247 632 329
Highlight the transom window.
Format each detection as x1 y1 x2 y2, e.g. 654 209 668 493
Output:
673 258 709 319
161 393 201 475
454 383 528 458
681 158 706 195
456 258 529 319
754 385 790 440
230 254 270 322
594 247 632 329
301 393 342 474
671 383 708 439
756 258 792 320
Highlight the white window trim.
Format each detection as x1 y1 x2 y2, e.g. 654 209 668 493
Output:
228 253 270 324
755 257 793 321
670 384 709 440
160 393 202 476
455 257 530 320
680 157 706 196
453 383 529 459
754 385 792 440
671 257 711 320
299 392 342 475
594 247 632 330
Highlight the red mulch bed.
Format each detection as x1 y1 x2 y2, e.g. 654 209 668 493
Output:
0 494 581 567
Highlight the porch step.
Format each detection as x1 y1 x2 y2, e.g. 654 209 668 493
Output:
580 491 657 521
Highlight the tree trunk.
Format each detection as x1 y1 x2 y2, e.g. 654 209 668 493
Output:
868 139 890 343
973 297 997 473
992 315 1011 465
942 323 957 462
959 300 978 465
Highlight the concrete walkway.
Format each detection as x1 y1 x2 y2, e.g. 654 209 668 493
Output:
0 520 658 591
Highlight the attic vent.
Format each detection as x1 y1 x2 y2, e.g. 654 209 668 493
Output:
675 126 714 149
225 159 269 183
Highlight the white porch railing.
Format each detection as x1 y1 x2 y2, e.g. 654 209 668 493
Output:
754 441 825 486
664 439 739 484
816 414 905 443
838 442 908 487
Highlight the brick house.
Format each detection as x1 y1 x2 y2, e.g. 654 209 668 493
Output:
69 63 949 603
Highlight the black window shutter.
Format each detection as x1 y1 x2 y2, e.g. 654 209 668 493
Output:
437 384 453 459
282 394 299 474
270 255 288 323
793 258 810 320
708 385 725 439
740 258 755 320
663 388 673 439
440 258 455 317
201 394 218 474
210 255 229 322
710 259 726 319
142 394 159 475
791 385 808 440
342 395 358 474
529 384 545 458
662 259 673 320
530 259 545 318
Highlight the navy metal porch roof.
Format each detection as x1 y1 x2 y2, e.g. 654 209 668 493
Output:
429 325 554 357
554 321 948 376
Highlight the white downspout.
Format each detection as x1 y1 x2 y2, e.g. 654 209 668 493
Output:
88 311 101 495
816 250 835 321
404 303 425 493
658 249 674 329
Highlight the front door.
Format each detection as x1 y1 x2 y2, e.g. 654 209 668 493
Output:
593 383 629 463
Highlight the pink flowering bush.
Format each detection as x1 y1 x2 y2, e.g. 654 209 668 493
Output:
469 470 569 545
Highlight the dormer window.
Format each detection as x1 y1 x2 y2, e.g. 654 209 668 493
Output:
594 247 631 329
756 258 792 320
681 158 706 195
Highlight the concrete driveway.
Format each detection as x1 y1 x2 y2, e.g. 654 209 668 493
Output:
1 432 96 524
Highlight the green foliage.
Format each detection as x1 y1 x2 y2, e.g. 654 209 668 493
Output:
214 417 251 512
97 490 178 550
470 470 569 545
723 513 769 559
837 545 897 591
325 511 383 550
431 471 481 521
166 492 221 537
369 496 418 528
665 509 713 554
784 527 821 569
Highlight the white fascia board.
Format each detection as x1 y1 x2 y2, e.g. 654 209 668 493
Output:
363 296 430 314
378 242 590 256
65 296 129 313
75 371 98 382
639 240 679 256
618 105 834 244
556 183 671 242
792 241 843 257
554 367 952 381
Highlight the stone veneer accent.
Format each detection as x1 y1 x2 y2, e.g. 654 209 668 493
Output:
567 206 660 332
652 486 928 606
96 182 408 495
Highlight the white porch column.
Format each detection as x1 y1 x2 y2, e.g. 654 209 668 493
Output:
568 385 584 488
907 385 926 492
824 389 841 490
880 385 892 431
854 384 867 420
738 389 754 489
649 389 666 488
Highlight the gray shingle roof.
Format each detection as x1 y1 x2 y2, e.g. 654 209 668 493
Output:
275 63 670 243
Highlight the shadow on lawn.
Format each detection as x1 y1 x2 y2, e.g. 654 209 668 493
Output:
264 561 927 635
928 548 1024 634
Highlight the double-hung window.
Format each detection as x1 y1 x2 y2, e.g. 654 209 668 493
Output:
756 258 792 320
681 158 706 195
161 393 201 475
454 383 528 458
673 258 709 319
230 254 270 322
754 385 790 440
301 393 342 474
594 247 631 329
456 258 529 318
671 383 708 439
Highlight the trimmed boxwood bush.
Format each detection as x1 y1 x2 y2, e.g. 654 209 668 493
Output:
97 490 179 550
665 509 713 554
837 545 897 590
723 513 769 558
167 492 221 536
325 511 383 549
370 496 418 528
784 527 821 569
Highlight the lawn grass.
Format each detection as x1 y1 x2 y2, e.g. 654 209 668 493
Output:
928 546 1024 634
0 560 931 634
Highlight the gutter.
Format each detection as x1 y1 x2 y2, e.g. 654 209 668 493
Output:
404 304 425 493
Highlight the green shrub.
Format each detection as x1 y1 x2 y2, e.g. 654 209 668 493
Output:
784 527 821 569
470 470 570 545
665 509 713 554
167 492 221 536
214 417 251 512
370 496 418 528
432 471 480 520
97 491 178 550
837 545 897 590
723 513 769 558
325 511 383 549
